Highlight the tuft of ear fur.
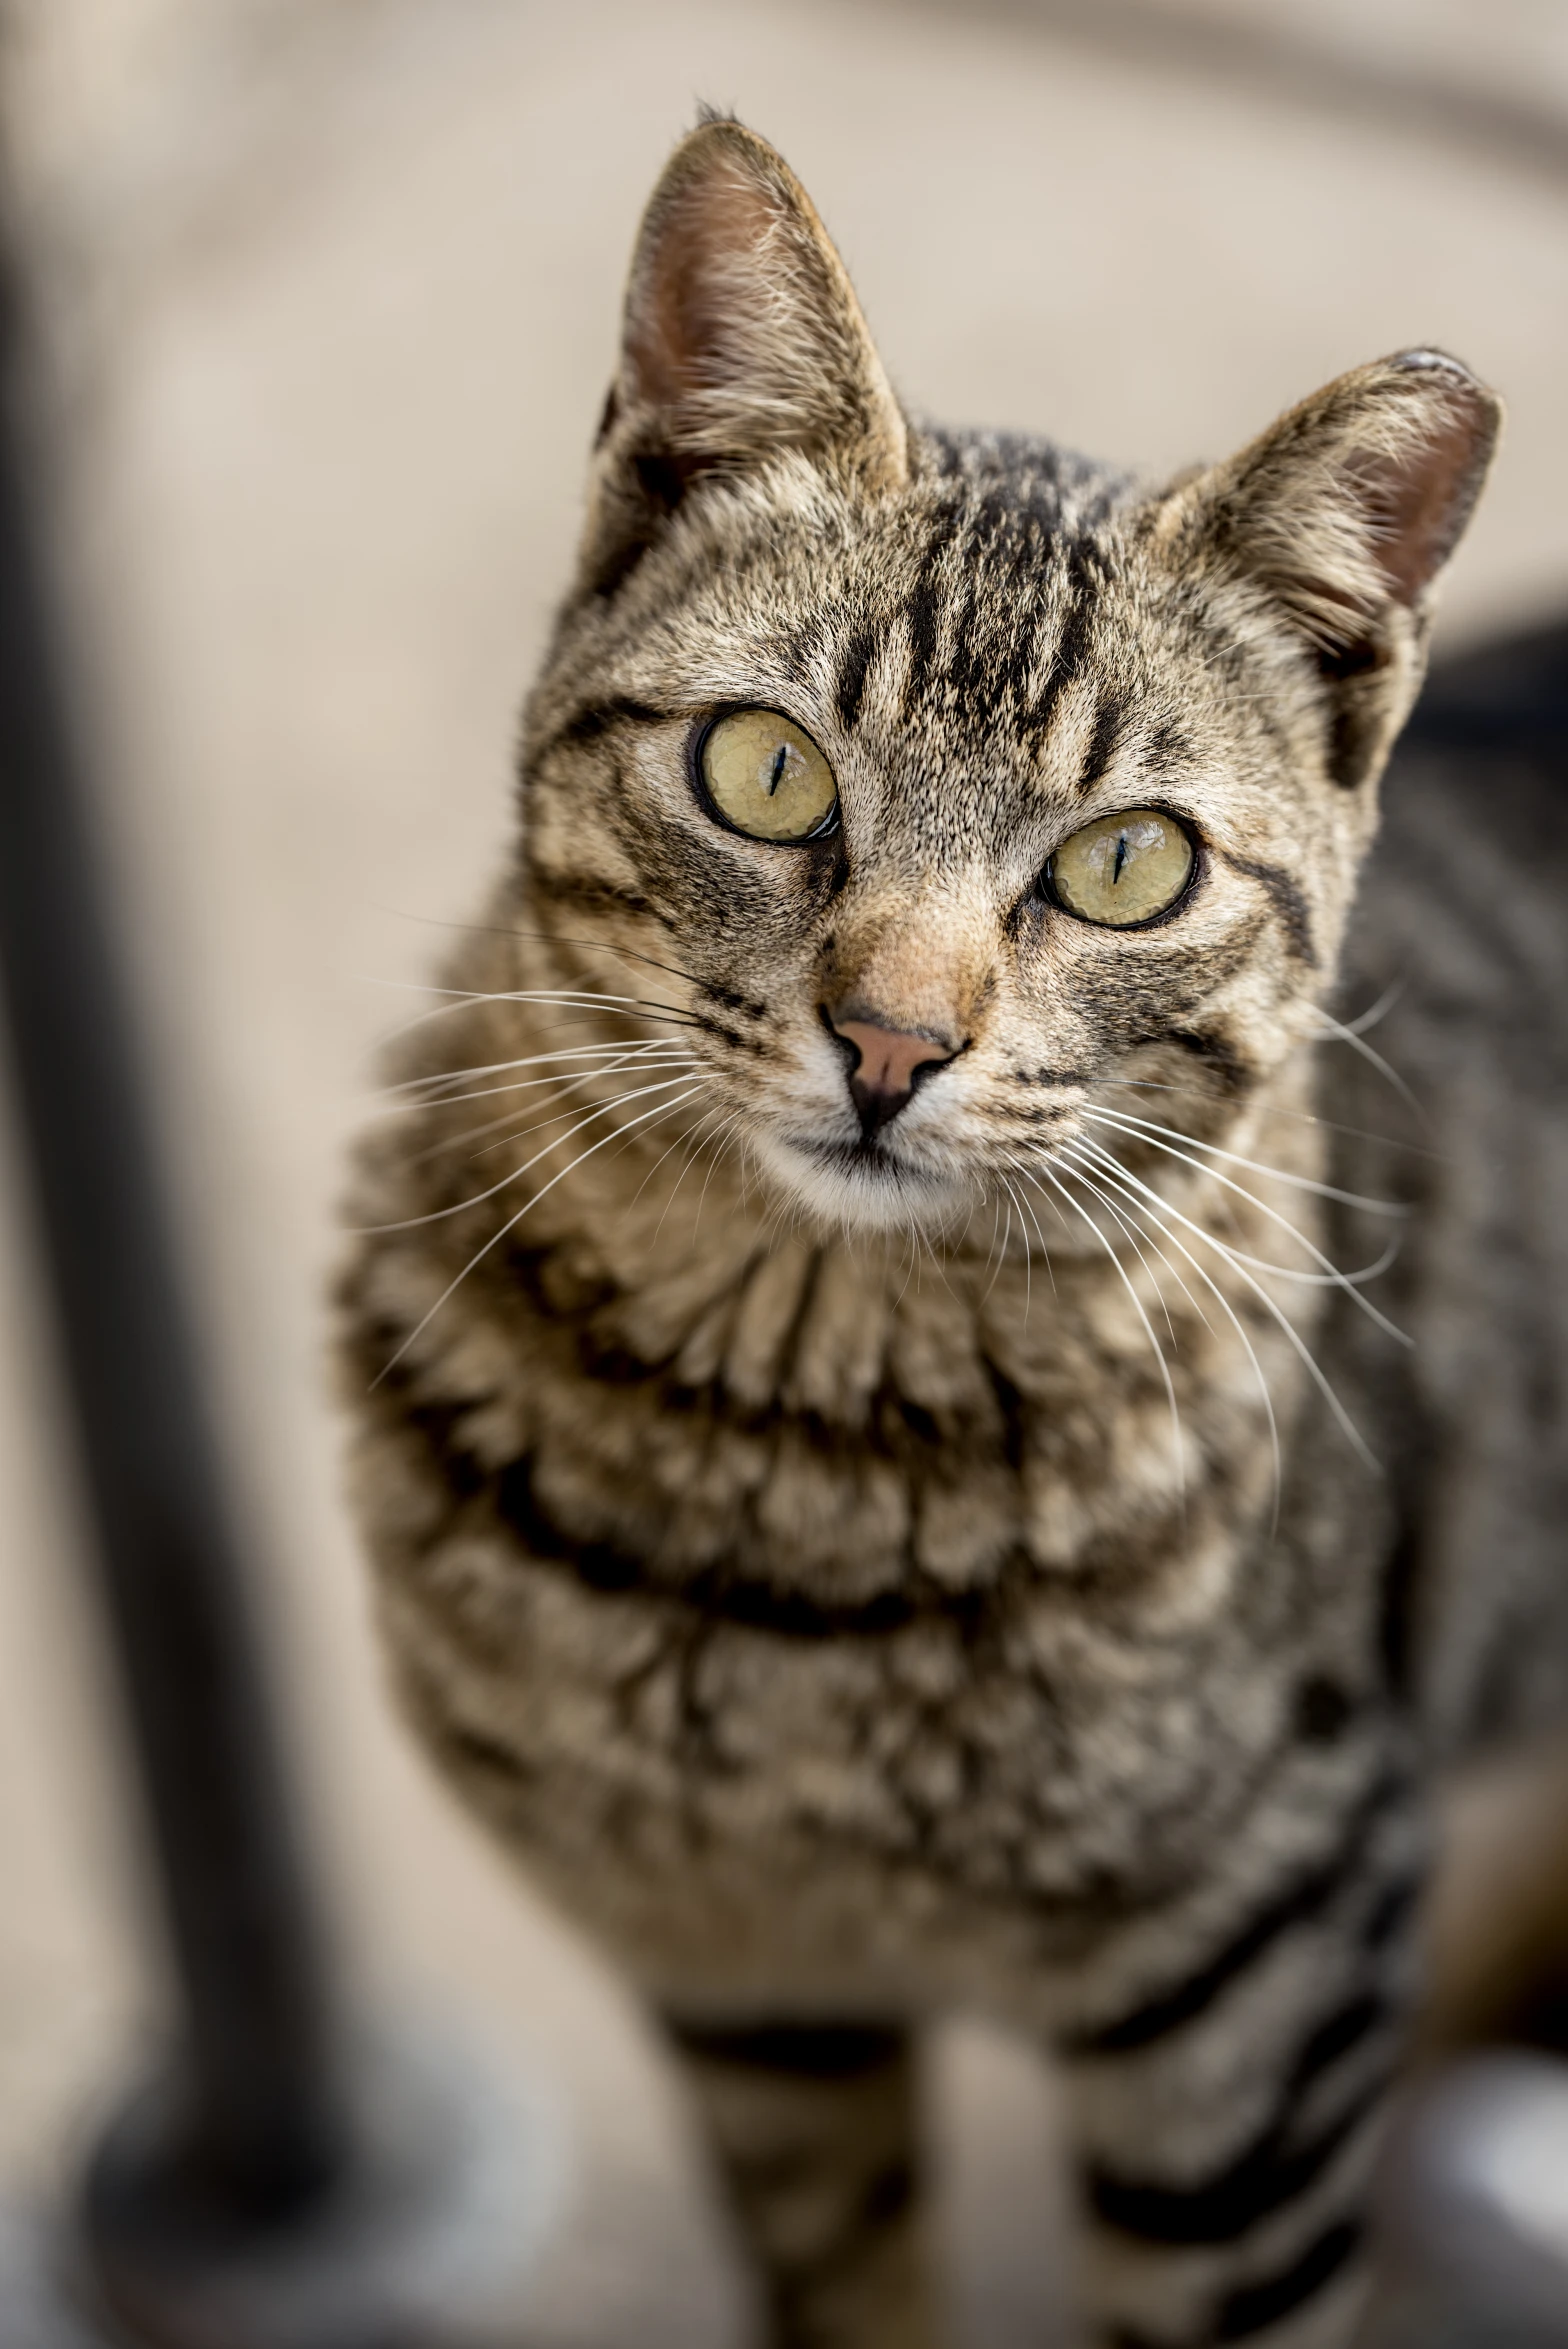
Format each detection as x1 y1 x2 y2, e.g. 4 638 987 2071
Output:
1158 351 1501 786
579 118 908 595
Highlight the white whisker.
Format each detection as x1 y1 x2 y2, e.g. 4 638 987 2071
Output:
1086 1104 1405 1218
648 1107 737 1248
366 977 705 1044
981 1191 1012 1302
999 1177 1033 1319
890 1221 922 1312
1305 1003 1427 1127
1069 1135 1377 1476
406 1057 704 1163
1092 1077 1445 1163
1027 1156 1186 1497
688 1106 749 1243
357 1073 710 1233
621 1100 718 1221
1060 1145 1283 1514
1083 1109 1408 1342
466 1069 704 1165
1020 1155 1180 1351
388 1037 701 1107
373 906 702 998
370 1083 714 1387
1336 977 1406 1037
1002 1167 1064 1299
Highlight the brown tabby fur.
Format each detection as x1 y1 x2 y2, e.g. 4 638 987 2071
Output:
338 118 1552 2349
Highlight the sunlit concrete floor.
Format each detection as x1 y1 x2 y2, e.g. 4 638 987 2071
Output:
3 3 1568 2341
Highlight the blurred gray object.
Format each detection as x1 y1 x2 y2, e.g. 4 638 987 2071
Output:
1377 2053 1568 2349
0 148 564 2349
0 2026 565 2349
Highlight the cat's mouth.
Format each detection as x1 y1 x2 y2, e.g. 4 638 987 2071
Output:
797 1136 906 1175
792 1125 967 1190
753 1126 975 1233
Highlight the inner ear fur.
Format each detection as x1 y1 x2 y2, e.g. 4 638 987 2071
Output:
1158 351 1501 786
579 117 908 595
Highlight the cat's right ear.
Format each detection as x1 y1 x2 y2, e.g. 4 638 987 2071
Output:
578 117 908 595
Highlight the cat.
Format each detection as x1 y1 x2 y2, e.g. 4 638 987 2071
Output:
338 112 1568 2349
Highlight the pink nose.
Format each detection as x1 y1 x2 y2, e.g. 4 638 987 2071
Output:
828 1016 958 1140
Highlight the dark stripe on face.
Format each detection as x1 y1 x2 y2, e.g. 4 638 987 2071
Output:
903 562 947 713
696 976 769 1020
1067 1768 1402 2054
555 694 671 746
680 1008 762 1053
1213 848 1318 967
1023 542 1097 737
897 496 1112 734
945 574 985 709
1080 691 1127 791
836 622 880 731
1214 2216 1363 2338
1165 1027 1258 1095
1013 1063 1095 1088
1144 719 1196 778
528 866 662 924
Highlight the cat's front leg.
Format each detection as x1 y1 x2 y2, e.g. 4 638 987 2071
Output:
664 2015 940 2349
1053 1755 1427 2349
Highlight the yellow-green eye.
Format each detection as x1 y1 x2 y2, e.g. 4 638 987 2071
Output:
1048 809 1195 928
697 709 839 843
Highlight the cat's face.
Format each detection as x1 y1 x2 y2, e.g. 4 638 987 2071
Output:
513 122 1496 1242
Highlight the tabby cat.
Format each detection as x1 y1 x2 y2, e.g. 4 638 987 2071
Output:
340 116 1568 2349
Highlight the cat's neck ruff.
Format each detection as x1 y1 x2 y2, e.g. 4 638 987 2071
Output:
351 969 1328 1606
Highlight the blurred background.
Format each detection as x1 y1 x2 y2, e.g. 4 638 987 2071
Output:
2 2 1567 2343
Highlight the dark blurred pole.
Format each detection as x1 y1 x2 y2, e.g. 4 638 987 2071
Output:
0 171 557 2349
0 211 345 2258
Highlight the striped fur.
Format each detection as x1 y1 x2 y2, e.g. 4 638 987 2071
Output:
336 121 1556 2347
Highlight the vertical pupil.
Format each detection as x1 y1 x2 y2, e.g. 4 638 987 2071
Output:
766 743 789 796
1111 831 1129 885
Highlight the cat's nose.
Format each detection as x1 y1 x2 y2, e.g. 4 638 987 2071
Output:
827 1013 959 1140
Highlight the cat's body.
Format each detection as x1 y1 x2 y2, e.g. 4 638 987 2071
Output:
339 120 1563 2349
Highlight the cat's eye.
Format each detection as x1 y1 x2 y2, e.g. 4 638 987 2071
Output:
1047 809 1195 928
696 708 840 843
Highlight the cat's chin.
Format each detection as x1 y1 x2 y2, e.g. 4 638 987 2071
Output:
749 1131 975 1237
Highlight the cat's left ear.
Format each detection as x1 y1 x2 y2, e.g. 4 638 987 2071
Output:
1155 351 1501 786
579 116 909 594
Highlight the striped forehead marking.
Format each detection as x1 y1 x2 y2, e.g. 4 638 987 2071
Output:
833 488 1163 804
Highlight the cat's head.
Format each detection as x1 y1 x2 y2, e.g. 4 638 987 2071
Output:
514 118 1499 1239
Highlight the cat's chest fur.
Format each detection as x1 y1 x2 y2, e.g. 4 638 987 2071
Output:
345 1044 1383 2009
